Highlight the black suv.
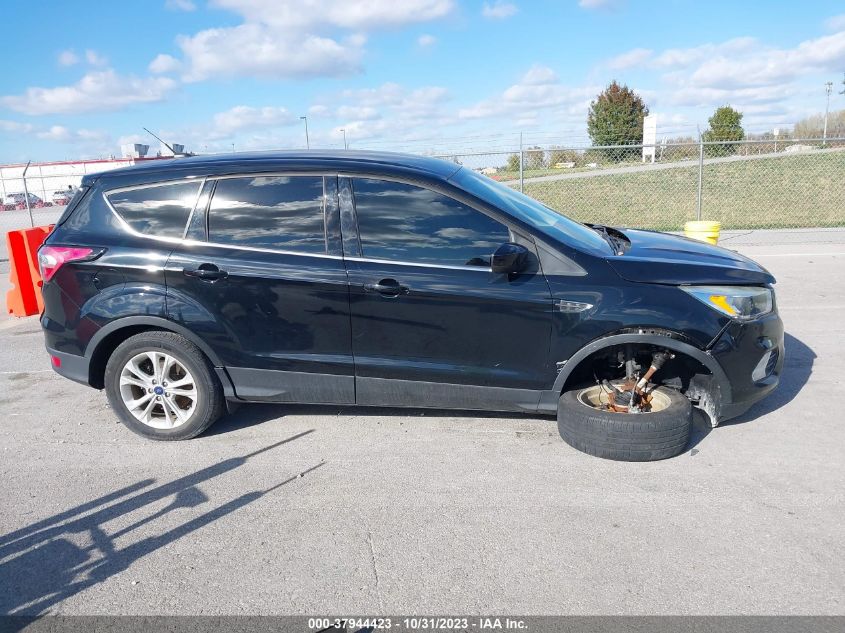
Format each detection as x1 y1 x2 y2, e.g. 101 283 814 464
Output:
39 151 783 460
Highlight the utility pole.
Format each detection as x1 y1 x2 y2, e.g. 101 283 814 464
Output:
340 128 348 150
300 116 310 149
823 81 833 146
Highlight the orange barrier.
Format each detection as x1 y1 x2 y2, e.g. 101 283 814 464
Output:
5 225 53 317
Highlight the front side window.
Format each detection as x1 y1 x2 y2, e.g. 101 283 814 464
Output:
352 178 509 267
207 176 326 253
107 181 201 238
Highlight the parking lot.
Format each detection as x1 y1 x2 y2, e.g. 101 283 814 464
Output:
0 228 843 616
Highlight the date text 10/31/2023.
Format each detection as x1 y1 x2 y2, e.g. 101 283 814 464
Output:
307 617 528 630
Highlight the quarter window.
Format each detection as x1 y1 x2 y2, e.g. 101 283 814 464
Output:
351 178 509 267
207 176 326 253
107 181 200 238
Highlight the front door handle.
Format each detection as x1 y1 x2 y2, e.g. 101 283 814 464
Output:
183 263 228 282
364 278 409 296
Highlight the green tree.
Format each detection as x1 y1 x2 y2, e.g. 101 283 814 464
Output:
524 146 546 170
702 105 745 156
548 148 578 166
587 81 649 160
506 153 520 171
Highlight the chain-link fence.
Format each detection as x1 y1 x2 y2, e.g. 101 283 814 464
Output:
2 136 843 255
437 137 845 231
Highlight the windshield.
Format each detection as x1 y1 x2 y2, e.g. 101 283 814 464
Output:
452 167 611 256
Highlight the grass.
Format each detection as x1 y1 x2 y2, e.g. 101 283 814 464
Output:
519 151 845 231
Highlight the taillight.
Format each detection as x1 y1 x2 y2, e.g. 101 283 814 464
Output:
38 246 96 282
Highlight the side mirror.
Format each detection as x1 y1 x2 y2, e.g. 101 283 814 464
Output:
491 242 529 274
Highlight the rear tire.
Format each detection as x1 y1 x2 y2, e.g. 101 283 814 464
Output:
104 331 225 440
557 384 692 461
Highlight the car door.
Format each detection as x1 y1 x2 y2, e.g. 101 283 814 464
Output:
340 176 554 412
165 173 354 404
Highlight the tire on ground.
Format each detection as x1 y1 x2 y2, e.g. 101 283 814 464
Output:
104 331 225 441
557 385 692 461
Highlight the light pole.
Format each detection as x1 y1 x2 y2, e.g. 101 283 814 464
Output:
300 116 310 149
340 128 348 150
823 81 833 146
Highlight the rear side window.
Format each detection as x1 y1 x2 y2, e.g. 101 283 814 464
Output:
351 178 510 267
107 181 200 238
55 186 90 227
207 176 326 254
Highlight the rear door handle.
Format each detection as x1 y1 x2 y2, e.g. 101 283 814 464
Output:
183 264 228 282
363 278 409 296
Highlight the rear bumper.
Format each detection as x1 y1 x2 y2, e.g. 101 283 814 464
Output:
711 310 785 422
45 346 91 387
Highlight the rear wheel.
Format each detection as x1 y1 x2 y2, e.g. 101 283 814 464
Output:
557 384 692 461
104 331 225 440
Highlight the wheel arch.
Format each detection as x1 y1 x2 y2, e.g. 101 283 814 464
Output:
85 316 224 389
550 330 732 422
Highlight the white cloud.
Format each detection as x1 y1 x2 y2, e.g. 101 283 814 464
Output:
165 0 196 10
1 70 177 115
602 31 845 117
336 105 381 120
57 50 79 67
579 0 622 9
651 37 757 69
606 47 652 70
521 65 558 85
85 50 108 67
210 0 453 30
825 14 845 32
149 53 182 74
178 25 364 81
690 32 845 89
212 105 297 136
0 120 35 134
482 1 517 19
168 0 452 81
36 126 109 144
459 66 595 120
308 104 332 118
417 33 437 48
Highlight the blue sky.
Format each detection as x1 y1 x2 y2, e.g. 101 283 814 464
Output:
1 0 844 162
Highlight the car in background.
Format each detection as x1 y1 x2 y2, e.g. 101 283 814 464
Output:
52 188 77 206
3 192 43 209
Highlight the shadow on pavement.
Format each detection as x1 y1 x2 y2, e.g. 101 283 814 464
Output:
724 332 815 425
686 332 814 452
0 430 323 615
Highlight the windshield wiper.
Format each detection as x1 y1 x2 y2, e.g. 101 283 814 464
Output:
588 224 623 255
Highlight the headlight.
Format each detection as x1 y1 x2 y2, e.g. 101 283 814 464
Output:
681 285 773 320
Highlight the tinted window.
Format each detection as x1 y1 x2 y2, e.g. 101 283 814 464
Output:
208 176 326 253
452 167 611 256
352 178 509 267
108 181 200 238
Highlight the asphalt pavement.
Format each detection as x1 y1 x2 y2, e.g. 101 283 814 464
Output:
0 229 843 615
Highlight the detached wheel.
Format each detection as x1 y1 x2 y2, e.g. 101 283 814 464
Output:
104 331 225 440
557 384 692 461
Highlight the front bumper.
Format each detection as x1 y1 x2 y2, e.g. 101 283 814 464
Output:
710 310 785 421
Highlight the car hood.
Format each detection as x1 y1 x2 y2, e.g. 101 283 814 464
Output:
606 228 774 285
